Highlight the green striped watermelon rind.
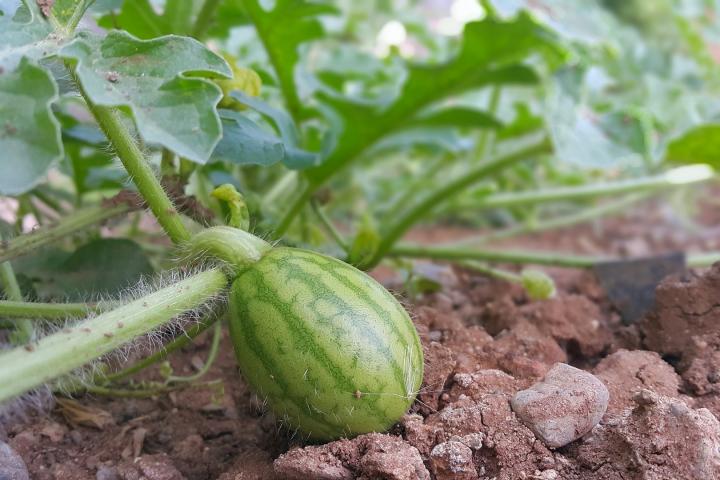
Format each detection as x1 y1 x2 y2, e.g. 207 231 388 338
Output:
228 247 424 440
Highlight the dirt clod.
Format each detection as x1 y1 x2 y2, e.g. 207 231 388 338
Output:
418 342 455 413
575 390 720 479
274 433 429 480
520 295 611 358
511 363 609 448
593 349 681 417
641 263 720 396
96 466 121 480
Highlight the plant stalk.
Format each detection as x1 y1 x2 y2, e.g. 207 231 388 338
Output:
458 260 521 283
0 268 227 403
474 86 501 160
102 311 219 383
0 300 110 320
472 172 715 210
364 138 552 269
274 183 314 238
457 193 650 245
83 379 223 398
390 244 608 268
0 237 33 343
311 199 348 252
32 188 68 215
0 204 130 263
391 244 720 269
167 319 222 383
688 252 720 267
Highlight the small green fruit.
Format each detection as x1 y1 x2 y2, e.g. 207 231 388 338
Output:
228 247 424 440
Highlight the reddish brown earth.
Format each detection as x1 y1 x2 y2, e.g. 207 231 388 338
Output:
4 195 720 479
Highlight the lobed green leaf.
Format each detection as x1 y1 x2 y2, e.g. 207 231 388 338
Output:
60 31 232 163
306 12 565 185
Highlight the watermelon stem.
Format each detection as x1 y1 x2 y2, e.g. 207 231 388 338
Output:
184 226 273 275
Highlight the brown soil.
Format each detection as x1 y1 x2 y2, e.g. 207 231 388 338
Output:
5 194 720 479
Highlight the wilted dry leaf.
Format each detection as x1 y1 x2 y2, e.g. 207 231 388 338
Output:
56 397 115 430
132 427 148 458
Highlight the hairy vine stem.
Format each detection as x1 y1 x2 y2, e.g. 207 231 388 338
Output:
0 267 227 402
82 102 191 244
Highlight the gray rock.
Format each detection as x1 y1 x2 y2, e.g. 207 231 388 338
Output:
0 441 29 480
511 363 609 448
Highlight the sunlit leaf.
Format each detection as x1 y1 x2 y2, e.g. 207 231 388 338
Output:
546 67 642 169
665 124 720 169
0 58 62 195
60 31 232 163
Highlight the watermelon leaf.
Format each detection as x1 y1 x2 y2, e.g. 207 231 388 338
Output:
60 31 232 164
306 12 565 185
665 124 720 169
